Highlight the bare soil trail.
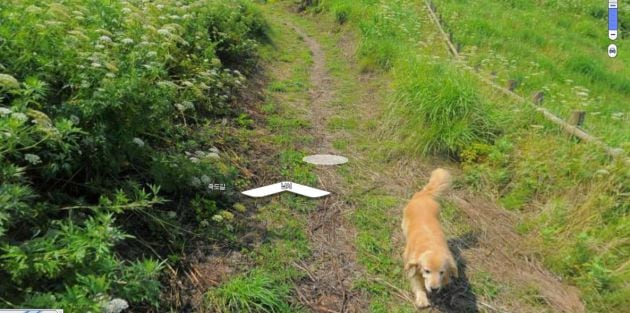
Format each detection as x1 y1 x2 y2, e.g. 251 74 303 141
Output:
288 23 369 313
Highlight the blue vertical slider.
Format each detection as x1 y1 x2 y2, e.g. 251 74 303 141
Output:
609 0 618 40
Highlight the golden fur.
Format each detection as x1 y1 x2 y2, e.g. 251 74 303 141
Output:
402 168 458 308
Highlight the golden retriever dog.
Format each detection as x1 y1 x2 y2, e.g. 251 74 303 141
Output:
402 168 458 308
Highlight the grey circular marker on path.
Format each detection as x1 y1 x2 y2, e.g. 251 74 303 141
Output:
303 154 348 165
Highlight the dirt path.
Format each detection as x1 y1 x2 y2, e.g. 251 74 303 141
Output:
288 24 368 313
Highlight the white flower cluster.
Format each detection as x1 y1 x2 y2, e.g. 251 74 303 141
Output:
185 148 220 164
0 73 20 90
103 298 129 313
132 137 145 147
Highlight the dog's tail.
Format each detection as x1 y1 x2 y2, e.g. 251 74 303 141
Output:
417 168 451 198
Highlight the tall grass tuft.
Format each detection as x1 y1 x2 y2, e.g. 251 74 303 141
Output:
387 57 499 156
205 270 293 313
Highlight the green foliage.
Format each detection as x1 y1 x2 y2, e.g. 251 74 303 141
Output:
0 0 268 310
331 3 351 25
204 1 271 67
356 0 421 71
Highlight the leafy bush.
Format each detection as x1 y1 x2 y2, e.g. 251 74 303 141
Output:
0 0 268 310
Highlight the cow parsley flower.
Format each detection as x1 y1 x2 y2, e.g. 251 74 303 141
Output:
0 73 20 90
11 112 27 121
212 214 224 223
103 298 129 313
24 153 42 165
132 137 144 147
200 175 211 185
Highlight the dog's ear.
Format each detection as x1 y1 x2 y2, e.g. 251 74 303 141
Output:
448 257 459 279
404 262 418 278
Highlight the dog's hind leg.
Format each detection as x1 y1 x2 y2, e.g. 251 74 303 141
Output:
410 275 430 308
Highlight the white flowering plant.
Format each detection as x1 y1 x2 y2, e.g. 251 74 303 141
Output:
0 0 268 311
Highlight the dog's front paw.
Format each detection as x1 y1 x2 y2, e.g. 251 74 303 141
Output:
414 292 430 308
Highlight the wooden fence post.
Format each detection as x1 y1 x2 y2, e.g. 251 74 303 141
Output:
532 91 544 106
568 110 586 128
507 80 518 91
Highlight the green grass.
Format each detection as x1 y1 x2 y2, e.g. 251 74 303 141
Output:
387 58 499 156
352 194 416 313
460 106 630 312
470 271 501 301
206 270 293 313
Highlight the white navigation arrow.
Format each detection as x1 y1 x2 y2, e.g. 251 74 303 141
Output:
242 181 330 198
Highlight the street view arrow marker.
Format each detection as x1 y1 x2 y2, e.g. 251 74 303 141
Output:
242 181 330 198
303 154 348 165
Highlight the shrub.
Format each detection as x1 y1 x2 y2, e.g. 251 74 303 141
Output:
0 0 268 310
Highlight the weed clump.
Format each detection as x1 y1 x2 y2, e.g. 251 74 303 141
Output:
205 270 292 313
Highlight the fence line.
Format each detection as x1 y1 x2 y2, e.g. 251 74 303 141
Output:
424 0 626 159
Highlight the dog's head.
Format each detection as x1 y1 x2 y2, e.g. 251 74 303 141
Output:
406 250 458 293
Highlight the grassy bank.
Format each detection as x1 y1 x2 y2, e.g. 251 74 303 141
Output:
432 0 630 148
301 0 629 312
